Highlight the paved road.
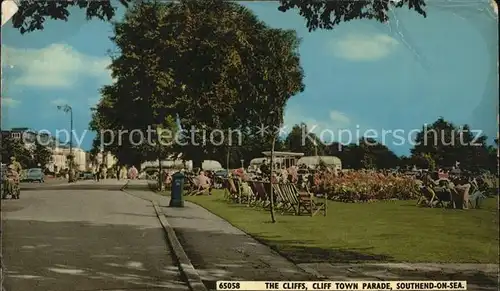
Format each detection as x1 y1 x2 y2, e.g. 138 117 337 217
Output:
1 184 189 291
20 179 129 191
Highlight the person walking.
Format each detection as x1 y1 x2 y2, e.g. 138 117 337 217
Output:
128 165 138 180
96 165 102 182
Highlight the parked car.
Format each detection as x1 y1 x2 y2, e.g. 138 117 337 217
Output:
79 171 94 180
24 168 44 183
214 169 228 178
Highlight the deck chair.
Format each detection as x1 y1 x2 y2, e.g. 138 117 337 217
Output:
240 180 255 206
184 175 197 195
190 180 212 196
434 181 453 208
278 183 300 214
225 178 240 202
416 185 437 207
292 184 327 216
252 181 270 208
274 183 298 214
248 181 261 207
271 183 287 213
468 181 487 209
233 178 244 203
452 183 471 209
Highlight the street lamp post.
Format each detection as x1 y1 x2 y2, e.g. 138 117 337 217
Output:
57 104 73 183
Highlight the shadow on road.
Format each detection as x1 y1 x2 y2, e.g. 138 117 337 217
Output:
21 185 125 191
1 220 188 291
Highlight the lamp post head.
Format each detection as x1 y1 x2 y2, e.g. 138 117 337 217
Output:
57 104 72 113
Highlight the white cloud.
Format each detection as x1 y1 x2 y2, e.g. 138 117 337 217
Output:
283 108 353 136
51 98 69 106
2 97 21 108
329 33 399 61
1 43 112 89
282 107 371 144
329 110 350 126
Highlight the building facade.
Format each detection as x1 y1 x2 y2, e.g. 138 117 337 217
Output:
87 151 117 170
49 146 86 172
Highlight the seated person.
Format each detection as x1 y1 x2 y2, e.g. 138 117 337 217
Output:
193 171 212 195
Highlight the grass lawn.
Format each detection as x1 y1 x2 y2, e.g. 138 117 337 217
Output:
183 190 498 264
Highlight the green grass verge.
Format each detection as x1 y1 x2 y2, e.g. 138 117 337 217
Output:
184 190 498 264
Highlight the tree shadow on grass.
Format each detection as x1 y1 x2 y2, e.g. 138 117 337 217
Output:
257 238 393 264
1 220 189 291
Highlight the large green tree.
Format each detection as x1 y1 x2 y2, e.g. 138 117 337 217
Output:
0 135 33 168
90 0 304 172
410 117 494 171
32 139 53 169
285 123 325 156
328 138 399 170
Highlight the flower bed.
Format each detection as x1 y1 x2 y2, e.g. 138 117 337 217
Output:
312 171 420 202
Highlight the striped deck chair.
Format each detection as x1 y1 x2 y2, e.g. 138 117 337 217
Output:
240 180 256 206
468 181 487 209
251 181 270 209
274 183 298 214
185 175 198 195
278 183 300 214
224 178 240 202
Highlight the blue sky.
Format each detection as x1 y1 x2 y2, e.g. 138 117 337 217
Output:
2 1 498 156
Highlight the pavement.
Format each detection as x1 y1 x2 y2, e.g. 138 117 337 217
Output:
124 180 499 291
124 181 322 289
1 179 189 291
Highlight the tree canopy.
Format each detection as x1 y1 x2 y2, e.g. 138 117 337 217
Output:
11 0 434 34
410 117 495 172
89 0 304 168
1 135 32 168
0 135 54 169
32 138 53 168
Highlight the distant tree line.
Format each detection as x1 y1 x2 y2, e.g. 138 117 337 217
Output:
1 134 53 170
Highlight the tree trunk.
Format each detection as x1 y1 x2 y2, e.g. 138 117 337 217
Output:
269 134 276 223
192 157 202 172
226 146 231 172
158 156 163 191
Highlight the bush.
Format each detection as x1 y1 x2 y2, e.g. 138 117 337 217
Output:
312 171 420 202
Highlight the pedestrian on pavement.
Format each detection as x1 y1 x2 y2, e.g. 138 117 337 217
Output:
128 165 138 180
101 165 107 179
121 166 127 180
117 166 121 181
96 166 101 182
